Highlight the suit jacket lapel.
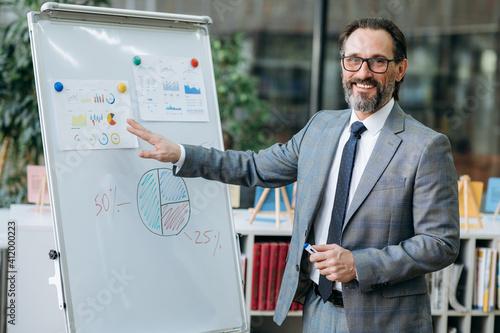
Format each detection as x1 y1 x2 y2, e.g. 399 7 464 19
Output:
344 103 405 226
304 111 350 230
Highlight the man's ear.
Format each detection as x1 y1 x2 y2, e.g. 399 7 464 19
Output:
396 59 408 82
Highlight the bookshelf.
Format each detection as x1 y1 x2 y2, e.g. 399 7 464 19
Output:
433 215 500 333
233 209 302 332
234 210 500 333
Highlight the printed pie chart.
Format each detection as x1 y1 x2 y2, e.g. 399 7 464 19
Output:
137 168 191 236
107 113 116 125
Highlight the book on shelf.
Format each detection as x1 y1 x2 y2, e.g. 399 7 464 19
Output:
266 242 279 310
489 250 497 312
250 241 301 311
251 243 261 310
429 263 467 313
474 248 486 310
258 242 270 310
474 247 498 312
275 242 289 304
449 263 467 312
430 268 444 311
496 240 500 311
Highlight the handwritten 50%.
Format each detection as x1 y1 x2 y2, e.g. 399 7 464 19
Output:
95 186 132 218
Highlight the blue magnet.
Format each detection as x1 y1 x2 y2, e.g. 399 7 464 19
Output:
54 82 64 92
133 56 141 65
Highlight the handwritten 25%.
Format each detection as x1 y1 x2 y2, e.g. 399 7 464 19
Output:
95 186 132 218
184 230 221 256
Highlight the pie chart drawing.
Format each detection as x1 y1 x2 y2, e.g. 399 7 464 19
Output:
137 168 190 236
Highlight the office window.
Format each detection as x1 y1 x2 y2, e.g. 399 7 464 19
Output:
323 0 500 186
110 0 500 185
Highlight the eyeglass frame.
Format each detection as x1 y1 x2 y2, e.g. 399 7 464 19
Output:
341 56 402 74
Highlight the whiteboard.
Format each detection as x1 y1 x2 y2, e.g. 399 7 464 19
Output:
28 3 247 333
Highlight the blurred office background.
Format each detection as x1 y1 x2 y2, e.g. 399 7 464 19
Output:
109 0 500 186
0 0 499 199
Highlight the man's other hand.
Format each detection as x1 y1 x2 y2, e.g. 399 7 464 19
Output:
309 244 357 283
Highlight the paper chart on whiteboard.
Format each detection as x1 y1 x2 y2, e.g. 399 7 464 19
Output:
132 55 210 122
52 79 138 151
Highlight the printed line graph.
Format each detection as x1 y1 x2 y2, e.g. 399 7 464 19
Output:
166 104 182 111
160 66 177 75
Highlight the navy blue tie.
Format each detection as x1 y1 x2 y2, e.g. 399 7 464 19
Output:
318 121 367 302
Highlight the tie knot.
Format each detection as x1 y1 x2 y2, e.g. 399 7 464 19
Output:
351 121 367 139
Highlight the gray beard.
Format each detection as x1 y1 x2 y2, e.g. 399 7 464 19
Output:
343 76 395 113
346 91 381 113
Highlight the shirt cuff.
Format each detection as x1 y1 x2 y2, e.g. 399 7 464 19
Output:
172 144 186 171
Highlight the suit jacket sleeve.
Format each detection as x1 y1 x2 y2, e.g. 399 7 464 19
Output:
174 113 320 187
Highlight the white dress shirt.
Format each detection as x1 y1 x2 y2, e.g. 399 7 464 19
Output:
309 98 394 288
173 144 186 169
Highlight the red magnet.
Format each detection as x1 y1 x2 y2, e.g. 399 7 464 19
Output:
191 58 199 68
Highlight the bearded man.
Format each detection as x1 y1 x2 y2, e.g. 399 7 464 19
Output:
127 17 459 333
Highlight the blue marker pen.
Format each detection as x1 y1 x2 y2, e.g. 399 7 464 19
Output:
304 243 317 254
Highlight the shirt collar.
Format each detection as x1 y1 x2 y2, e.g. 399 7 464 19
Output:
349 98 394 136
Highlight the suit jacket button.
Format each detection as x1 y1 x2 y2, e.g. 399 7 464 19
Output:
295 265 299 272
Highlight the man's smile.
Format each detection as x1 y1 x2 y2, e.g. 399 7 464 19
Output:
355 83 375 89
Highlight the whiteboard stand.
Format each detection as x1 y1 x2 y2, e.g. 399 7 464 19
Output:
28 3 247 332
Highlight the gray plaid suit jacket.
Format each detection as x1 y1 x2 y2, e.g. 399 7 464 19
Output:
176 103 460 332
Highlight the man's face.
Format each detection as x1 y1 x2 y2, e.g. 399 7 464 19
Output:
341 28 407 114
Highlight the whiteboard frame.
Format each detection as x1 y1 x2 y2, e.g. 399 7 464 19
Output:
28 3 247 333
40 1 213 25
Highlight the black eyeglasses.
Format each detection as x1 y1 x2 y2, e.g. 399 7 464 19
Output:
341 56 400 74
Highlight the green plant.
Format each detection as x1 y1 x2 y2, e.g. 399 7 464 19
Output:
211 32 272 151
0 0 109 207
